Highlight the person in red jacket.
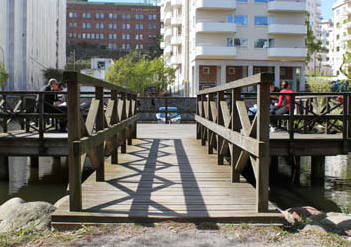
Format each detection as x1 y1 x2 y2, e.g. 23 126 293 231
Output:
270 81 294 132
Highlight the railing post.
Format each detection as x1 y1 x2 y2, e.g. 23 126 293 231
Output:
121 92 127 154
165 97 168 124
132 94 137 139
66 71 82 211
217 91 224 165
343 94 348 154
38 93 44 145
127 94 133 145
196 95 201 139
201 94 206 146
2 95 7 133
95 86 105 181
111 90 118 164
207 93 213 154
256 81 270 212
231 88 241 182
347 95 351 142
288 94 295 155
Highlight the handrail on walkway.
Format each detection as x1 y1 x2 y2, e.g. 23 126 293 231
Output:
195 72 274 213
64 71 138 211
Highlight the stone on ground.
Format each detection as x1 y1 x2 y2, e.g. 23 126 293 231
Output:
0 197 25 221
283 206 325 224
0 201 56 233
320 215 351 231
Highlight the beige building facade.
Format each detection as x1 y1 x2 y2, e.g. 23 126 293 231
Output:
161 0 307 96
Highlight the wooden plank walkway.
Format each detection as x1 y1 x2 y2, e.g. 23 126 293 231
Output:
52 124 284 227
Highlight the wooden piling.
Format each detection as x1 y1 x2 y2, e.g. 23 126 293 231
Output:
0 156 9 180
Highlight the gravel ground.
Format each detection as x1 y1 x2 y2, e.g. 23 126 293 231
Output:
2 222 350 247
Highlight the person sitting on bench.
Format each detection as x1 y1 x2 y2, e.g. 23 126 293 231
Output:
270 81 294 132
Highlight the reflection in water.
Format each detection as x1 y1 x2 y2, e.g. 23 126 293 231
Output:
0 157 69 205
271 155 351 212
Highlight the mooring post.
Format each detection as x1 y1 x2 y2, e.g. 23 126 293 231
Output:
311 156 325 185
53 156 61 168
30 156 39 168
0 156 9 180
290 156 301 185
270 156 279 176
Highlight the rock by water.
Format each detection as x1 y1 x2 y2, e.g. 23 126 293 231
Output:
0 200 56 233
0 197 25 221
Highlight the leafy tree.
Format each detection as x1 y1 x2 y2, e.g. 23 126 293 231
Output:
305 12 327 69
106 53 175 94
0 63 9 88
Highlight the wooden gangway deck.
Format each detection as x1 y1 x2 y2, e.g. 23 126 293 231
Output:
51 124 284 227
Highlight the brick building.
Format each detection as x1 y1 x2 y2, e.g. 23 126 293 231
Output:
67 1 160 52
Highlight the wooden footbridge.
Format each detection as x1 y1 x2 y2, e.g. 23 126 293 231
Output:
1 72 351 227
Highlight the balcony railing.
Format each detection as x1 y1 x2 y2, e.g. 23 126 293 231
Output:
171 36 182 46
196 22 237 33
171 16 182 26
196 0 236 10
268 0 306 13
195 46 237 58
171 55 182 65
267 47 307 58
268 24 307 35
171 0 182 7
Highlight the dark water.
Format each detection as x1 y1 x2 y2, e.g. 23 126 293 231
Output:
0 157 69 205
1 155 351 213
270 155 351 212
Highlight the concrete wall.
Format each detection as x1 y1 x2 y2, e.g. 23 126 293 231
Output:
0 0 66 90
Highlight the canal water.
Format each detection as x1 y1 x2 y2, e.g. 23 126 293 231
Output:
1 155 351 213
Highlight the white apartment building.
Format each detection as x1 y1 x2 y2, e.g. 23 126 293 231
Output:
0 0 66 90
319 19 334 75
332 0 350 78
306 0 322 73
161 0 307 96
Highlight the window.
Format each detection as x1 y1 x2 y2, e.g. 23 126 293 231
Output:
127 24 130 29
83 13 87 18
69 12 74 18
122 24 126 29
100 34 104 39
87 33 91 39
226 15 233 23
69 33 73 38
78 33 81 38
109 34 113 39
234 38 248 48
113 34 117 39
122 14 126 19
91 33 95 39
234 15 248 25
87 23 91 29
82 33 86 39
135 14 139 20
83 23 87 29
254 68 261 74
255 0 268 3
140 14 144 20
153 15 157 20
254 39 268 48
87 13 91 18
280 68 286 76
139 34 143 40
228 68 236 75
122 44 126 49
148 15 152 20
122 34 126 39
126 44 130 49
109 13 113 19
126 34 130 40
136 24 139 30
109 23 113 29
255 16 268 25
140 44 143 49
237 0 247 2
203 67 210 74
140 24 144 30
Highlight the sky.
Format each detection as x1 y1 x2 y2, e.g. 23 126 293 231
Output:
90 0 337 20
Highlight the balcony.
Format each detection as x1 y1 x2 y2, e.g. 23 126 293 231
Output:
268 24 307 35
195 46 237 59
164 46 172 57
196 0 236 10
268 0 306 13
171 0 182 7
171 16 182 26
171 36 182 46
160 42 165 49
164 12 172 26
267 48 307 58
196 22 237 34
171 55 182 65
164 29 172 40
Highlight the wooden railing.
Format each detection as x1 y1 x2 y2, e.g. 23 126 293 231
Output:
195 73 274 213
271 92 351 154
0 91 66 139
64 71 138 211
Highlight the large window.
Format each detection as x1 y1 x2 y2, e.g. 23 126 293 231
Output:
234 15 248 25
255 16 268 25
254 39 274 48
234 38 248 48
255 0 268 3
237 0 248 2
227 38 234 47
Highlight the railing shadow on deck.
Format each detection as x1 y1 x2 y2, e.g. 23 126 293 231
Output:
84 138 208 218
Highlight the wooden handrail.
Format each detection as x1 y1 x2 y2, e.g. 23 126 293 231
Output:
65 71 138 211
195 73 273 213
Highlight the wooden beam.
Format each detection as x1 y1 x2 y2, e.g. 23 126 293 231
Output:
195 116 263 157
95 87 105 182
198 73 274 95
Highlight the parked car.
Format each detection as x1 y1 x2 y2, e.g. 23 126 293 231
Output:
156 107 181 124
